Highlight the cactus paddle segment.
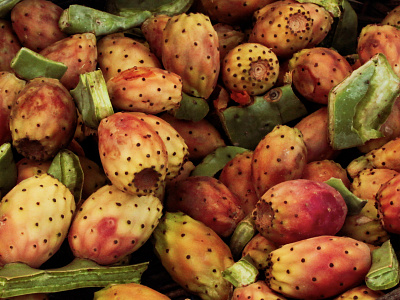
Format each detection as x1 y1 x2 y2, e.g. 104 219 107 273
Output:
0 0 20 18
10 47 68 81
366 240 400 291
0 258 149 298
0 143 17 198
70 70 114 129
229 214 257 260
173 92 209 122
222 255 259 288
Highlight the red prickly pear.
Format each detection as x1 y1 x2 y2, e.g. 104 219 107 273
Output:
0 20 22 72
265 235 372 299
141 14 171 61
251 125 307 198
242 233 277 270
0 71 25 146
160 113 226 161
161 13 220 99
213 23 246 62
94 283 171 300
106 66 183 115
0 174 75 268
221 42 280 96
68 184 162 265
301 160 351 189
376 174 400 234
165 176 245 237
252 179 347 245
294 107 339 163
97 33 162 82
288 47 353 105
39 33 97 90
153 211 234 300
9 77 77 161
98 112 168 196
10 0 67 52
232 280 286 300
16 157 51 184
219 150 259 216
332 285 384 299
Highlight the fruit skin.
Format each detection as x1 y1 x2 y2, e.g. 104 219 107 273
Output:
0 174 75 268
97 33 162 82
266 235 372 299
0 20 22 72
15 157 51 184
106 66 183 114
93 283 171 300
39 33 97 90
98 112 168 196
376 174 400 234
332 284 384 299
242 233 277 270
165 176 245 237
0 71 26 146
213 23 245 62
219 150 259 216
10 0 67 52
153 211 234 300
9 77 77 161
68 184 163 265
141 14 171 61
364 137 400 172
251 125 307 198
77 156 109 200
232 280 287 300
252 179 347 245
221 42 280 96
288 47 353 104
301 160 351 189
161 13 220 99
294 107 339 163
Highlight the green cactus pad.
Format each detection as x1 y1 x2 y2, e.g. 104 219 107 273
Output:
47 149 84 205
328 53 400 150
324 177 367 216
70 70 114 129
173 92 209 122
366 240 400 291
10 47 68 81
59 5 152 36
0 0 21 18
0 258 149 298
0 143 17 198
191 146 248 177
296 0 341 18
229 215 257 260
217 84 307 150
222 255 259 288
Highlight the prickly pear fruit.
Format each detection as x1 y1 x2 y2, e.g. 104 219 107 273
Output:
221 42 280 96
376 174 400 234
98 112 168 196
232 280 286 300
97 33 162 82
363 137 400 172
165 176 245 237
301 160 351 189
332 285 384 300
68 184 162 265
77 156 109 200
218 151 259 216
382 5 400 26
94 283 171 300
0 71 25 145
9 77 77 161
251 125 307 198
249 1 313 58
160 113 226 161
153 211 234 300
294 107 339 163
39 33 97 90
0 20 21 72
306 2 334 47
15 157 51 184
141 14 171 61
266 235 372 299
288 47 353 104
106 66 182 114
0 173 75 268
10 0 67 52
161 13 220 99
213 23 245 61
252 179 347 245
242 233 277 270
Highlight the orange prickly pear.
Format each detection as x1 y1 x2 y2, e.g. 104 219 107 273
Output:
332 285 384 299
94 283 171 300
232 280 286 300
141 14 171 61
0 20 21 72
242 233 277 270
301 160 351 189
213 23 245 61
376 174 400 234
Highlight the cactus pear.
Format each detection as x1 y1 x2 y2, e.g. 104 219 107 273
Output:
0 20 21 72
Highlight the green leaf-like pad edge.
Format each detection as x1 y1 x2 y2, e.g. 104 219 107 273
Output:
0 0 21 18
221 255 259 288
47 149 84 205
70 70 114 129
229 214 257 260
191 146 249 177
0 258 149 298
324 177 367 216
0 143 17 197
173 92 209 122
366 240 400 291
10 47 68 81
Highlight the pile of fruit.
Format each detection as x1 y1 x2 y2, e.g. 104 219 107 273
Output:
2 0 400 299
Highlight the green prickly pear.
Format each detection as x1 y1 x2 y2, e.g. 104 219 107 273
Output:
153 211 234 300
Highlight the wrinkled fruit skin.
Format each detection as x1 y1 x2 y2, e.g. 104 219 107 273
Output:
253 179 347 245
266 235 372 299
